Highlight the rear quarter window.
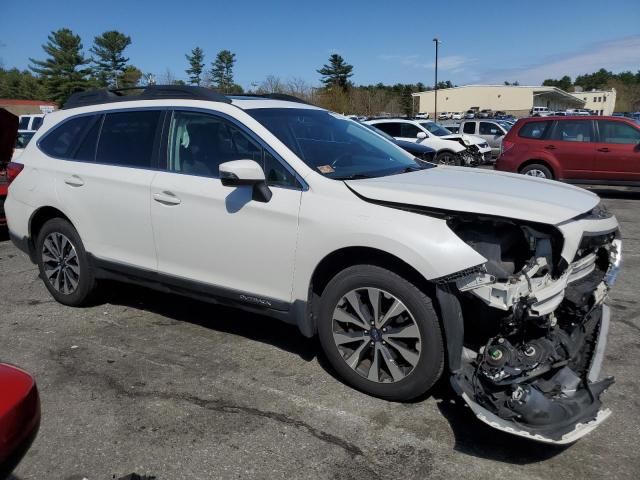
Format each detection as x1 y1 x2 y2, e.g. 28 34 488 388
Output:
518 121 551 139
39 115 101 159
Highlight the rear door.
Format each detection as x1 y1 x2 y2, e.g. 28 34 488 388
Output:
546 119 596 180
593 119 640 182
49 109 162 270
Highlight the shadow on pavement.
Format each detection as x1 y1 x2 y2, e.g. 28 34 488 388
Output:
585 187 640 200
102 280 568 464
101 281 318 362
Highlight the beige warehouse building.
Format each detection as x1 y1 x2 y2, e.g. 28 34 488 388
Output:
412 85 586 118
569 88 616 116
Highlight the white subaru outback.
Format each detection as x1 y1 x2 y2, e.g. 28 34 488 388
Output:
5 86 622 444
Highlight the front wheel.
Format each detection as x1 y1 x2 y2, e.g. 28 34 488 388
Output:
317 265 444 401
521 163 553 179
35 218 97 306
435 151 462 166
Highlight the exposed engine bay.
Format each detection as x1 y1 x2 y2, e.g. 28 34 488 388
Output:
439 212 621 443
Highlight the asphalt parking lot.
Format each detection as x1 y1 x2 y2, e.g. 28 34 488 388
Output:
1 187 639 480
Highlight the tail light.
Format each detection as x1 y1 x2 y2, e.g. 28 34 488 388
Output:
6 162 24 185
500 139 515 156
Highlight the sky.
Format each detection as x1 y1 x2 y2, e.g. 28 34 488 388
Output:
1 0 639 90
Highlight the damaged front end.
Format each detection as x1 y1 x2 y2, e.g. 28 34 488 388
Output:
438 207 621 444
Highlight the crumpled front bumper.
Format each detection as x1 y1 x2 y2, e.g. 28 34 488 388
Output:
452 304 613 445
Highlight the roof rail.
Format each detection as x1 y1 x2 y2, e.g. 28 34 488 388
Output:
63 85 232 109
228 93 313 105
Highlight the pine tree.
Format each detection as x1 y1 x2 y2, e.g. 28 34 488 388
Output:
29 28 92 104
210 50 236 93
185 47 205 86
90 30 131 88
317 54 353 90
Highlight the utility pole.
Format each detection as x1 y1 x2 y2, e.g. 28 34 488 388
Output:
433 37 440 121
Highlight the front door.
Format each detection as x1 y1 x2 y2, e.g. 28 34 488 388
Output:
150 110 303 305
593 120 640 182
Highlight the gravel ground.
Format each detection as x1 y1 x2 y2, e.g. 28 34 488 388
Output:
1 187 639 480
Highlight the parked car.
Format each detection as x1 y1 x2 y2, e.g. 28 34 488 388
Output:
18 114 44 133
459 119 508 159
362 123 436 163
451 112 462 120
477 109 493 118
531 106 552 117
0 363 41 479
366 118 492 165
0 108 19 227
565 109 591 116
12 132 35 160
496 115 640 184
464 109 476 119
437 112 452 120
414 112 430 119
6 86 622 444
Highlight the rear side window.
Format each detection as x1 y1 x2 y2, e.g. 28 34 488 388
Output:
550 120 593 142
480 122 501 135
463 122 476 134
597 120 640 144
31 117 43 130
518 121 551 139
96 110 161 168
373 122 401 137
39 115 100 160
19 117 30 130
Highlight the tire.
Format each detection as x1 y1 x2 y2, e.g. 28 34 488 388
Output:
317 265 444 401
35 218 97 306
435 151 462 166
521 163 553 179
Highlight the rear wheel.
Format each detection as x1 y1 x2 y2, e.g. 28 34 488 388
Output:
317 265 444 401
521 163 553 179
436 151 462 166
35 218 97 306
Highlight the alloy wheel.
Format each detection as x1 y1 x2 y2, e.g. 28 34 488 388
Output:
332 288 422 383
525 169 547 178
41 232 80 294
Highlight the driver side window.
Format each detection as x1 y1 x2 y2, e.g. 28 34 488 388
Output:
168 111 299 188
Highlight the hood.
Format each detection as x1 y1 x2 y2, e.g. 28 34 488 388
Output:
441 133 485 146
345 166 599 225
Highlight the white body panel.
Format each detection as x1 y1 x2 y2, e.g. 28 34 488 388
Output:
150 171 301 301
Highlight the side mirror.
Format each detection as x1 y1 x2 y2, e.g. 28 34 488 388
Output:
417 132 427 140
219 159 272 203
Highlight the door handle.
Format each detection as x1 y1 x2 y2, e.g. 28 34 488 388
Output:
597 147 610 152
153 191 181 205
64 175 84 187
544 145 556 150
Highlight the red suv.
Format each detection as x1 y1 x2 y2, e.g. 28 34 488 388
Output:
496 116 640 185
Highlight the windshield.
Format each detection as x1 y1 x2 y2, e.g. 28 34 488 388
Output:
420 122 452 136
247 108 433 179
496 121 513 130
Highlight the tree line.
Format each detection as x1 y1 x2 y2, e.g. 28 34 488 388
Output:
1 27 478 115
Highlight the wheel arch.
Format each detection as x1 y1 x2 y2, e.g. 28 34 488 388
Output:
304 246 462 373
27 206 74 260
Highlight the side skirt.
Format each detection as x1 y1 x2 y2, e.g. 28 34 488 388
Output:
88 254 294 323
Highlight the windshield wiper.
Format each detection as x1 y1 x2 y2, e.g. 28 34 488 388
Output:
333 173 375 180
